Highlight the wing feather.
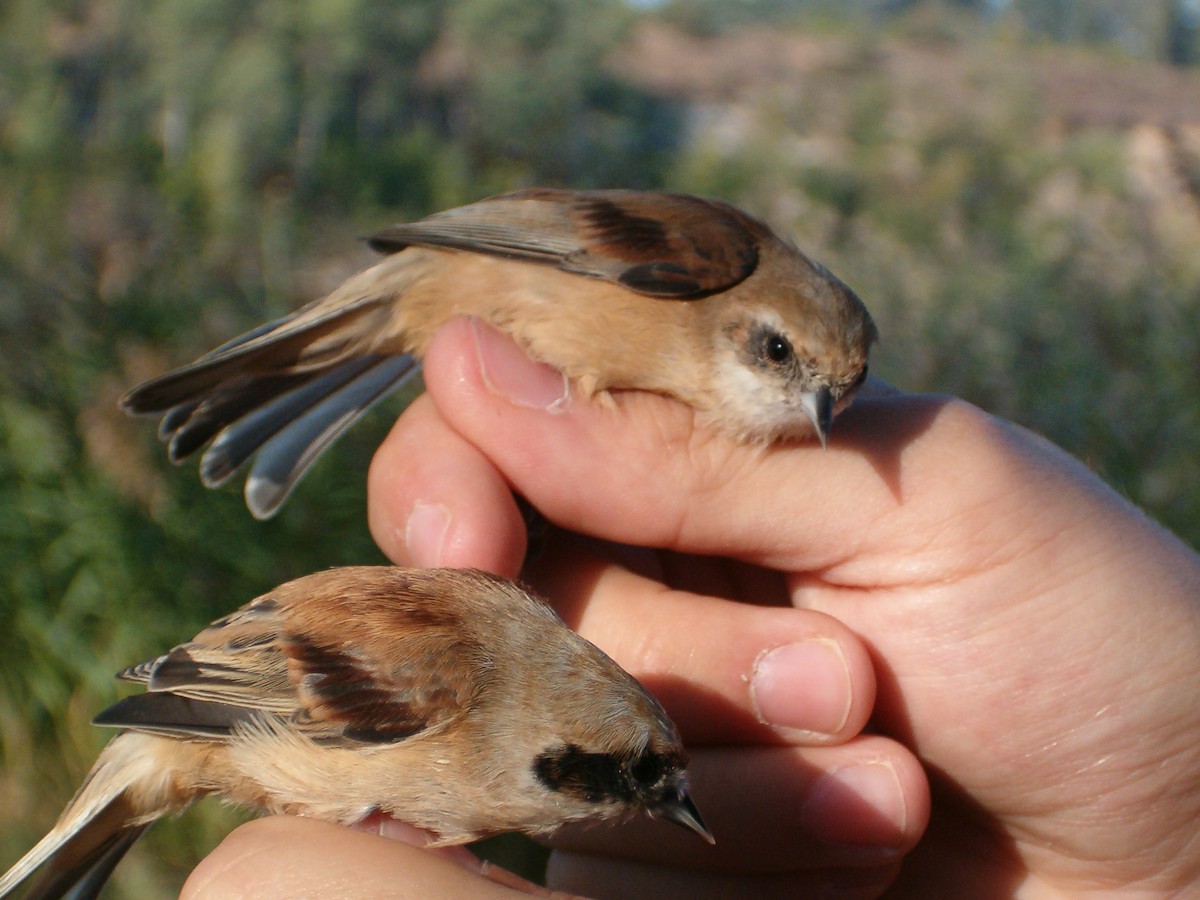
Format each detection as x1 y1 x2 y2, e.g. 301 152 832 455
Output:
97 572 484 748
368 188 763 299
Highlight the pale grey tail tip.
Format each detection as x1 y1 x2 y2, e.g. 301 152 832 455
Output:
239 354 420 519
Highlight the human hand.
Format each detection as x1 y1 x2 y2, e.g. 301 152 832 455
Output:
182 816 566 899
188 317 1200 897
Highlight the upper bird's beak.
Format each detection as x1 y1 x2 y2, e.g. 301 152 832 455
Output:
653 786 715 844
801 385 834 449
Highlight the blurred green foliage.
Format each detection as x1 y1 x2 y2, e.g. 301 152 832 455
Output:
2 0 1199 895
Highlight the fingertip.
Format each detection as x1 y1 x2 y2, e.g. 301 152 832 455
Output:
530 556 877 745
182 817 530 899
750 637 858 740
421 319 728 550
367 394 528 577
545 851 900 900
420 320 919 572
403 499 453 567
466 315 570 412
548 738 928 878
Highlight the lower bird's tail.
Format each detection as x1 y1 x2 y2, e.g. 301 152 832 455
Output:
0 733 185 900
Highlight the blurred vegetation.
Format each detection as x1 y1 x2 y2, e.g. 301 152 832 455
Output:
2 0 1198 895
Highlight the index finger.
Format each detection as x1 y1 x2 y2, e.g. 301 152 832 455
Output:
414 318 1094 585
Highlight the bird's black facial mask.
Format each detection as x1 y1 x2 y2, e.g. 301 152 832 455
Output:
533 744 681 805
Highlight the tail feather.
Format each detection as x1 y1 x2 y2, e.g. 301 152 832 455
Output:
169 369 328 464
242 354 420 519
121 295 382 416
158 400 201 442
152 314 315 441
197 357 384 489
0 784 132 898
0 734 178 900
25 823 148 900
121 277 424 514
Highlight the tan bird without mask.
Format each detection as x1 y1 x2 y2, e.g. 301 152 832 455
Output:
123 188 877 518
0 566 710 900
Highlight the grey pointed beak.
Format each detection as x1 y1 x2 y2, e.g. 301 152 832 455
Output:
801 385 834 448
653 786 715 844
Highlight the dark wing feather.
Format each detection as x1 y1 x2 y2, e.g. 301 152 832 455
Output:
367 188 579 262
99 577 482 748
367 188 764 299
282 635 464 744
93 693 256 739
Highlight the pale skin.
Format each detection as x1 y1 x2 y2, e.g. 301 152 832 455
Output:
184 318 1200 899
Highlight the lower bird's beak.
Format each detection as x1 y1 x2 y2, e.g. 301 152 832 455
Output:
653 787 715 844
801 386 834 448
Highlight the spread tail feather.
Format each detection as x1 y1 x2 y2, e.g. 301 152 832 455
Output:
121 296 381 416
238 354 420 519
121 263 426 515
0 734 183 900
24 824 148 900
196 356 393 488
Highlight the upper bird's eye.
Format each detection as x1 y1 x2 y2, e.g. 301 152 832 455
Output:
763 332 793 365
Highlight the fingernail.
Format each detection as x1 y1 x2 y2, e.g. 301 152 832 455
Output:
751 640 852 736
351 811 433 844
470 317 569 411
802 762 907 853
819 865 899 898
405 501 450 567
478 860 549 894
353 812 482 871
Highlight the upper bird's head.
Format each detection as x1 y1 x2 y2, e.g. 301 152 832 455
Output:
708 244 876 446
